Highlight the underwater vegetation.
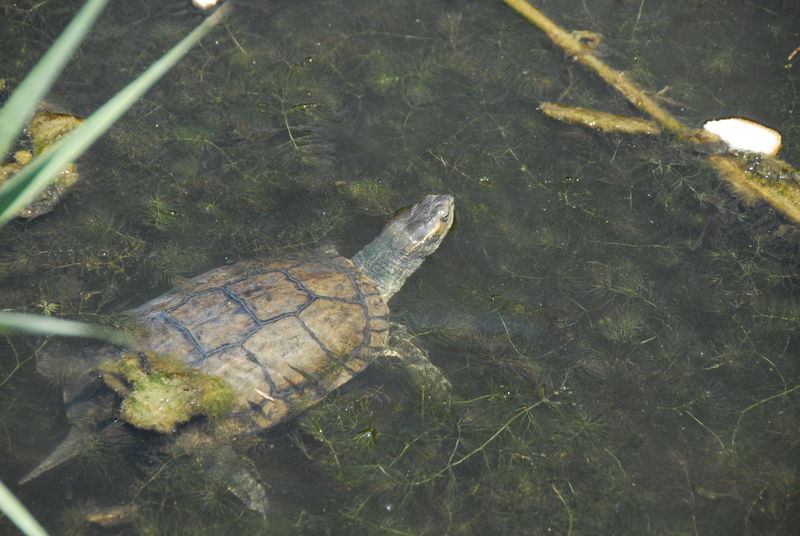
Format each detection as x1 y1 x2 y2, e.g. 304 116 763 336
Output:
1 0 800 534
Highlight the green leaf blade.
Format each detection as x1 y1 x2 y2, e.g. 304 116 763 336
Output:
0 479 49 536
0 311 132 346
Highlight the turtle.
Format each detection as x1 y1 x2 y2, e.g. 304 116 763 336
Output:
20 193 455 516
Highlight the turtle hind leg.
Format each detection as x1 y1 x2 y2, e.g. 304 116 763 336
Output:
201 444 269 516
19 425 91 484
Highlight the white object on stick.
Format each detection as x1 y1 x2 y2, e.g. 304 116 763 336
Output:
193 0 220 10
702 117 782 156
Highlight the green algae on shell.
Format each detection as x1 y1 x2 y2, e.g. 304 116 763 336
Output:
99 352 235 434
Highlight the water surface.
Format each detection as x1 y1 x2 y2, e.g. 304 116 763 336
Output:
1 0 799 534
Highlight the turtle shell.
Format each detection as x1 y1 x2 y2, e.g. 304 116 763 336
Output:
130 254 390 435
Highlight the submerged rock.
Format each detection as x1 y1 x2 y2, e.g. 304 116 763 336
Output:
0 109 84 219
29 110 85 154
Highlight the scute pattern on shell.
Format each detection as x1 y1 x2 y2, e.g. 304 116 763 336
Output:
131 254 390 435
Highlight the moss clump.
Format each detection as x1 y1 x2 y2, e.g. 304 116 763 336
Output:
98 352 234 434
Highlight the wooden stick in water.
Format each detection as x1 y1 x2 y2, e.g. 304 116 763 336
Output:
502 0 800 223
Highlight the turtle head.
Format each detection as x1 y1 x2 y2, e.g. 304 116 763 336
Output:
387 194 455 258
353 194 454 302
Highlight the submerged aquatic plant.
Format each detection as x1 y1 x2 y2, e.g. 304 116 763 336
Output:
256 61 338 170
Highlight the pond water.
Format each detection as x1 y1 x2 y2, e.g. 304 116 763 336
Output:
1 0 799 534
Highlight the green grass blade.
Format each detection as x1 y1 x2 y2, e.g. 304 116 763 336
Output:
0 312 131 346
0 3 231 226
0 0 109 158
0 479 49 536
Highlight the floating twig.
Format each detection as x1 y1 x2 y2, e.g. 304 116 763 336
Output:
539 102 661 135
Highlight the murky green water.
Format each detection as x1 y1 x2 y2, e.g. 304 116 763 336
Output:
2 0 799 534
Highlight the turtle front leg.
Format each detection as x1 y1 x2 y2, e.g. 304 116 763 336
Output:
381 322 451 398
